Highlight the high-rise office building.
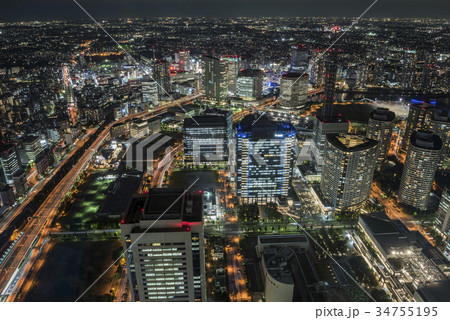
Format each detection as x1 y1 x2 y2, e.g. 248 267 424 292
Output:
152 60 171 100
120 188 205 302
183 108 232 164
431 109 450 169
398 131 442 210
0 184 15 207
320 134 378 212
401 50 416 90
311 116 349 172
321 55 337 119
236 115 295 204
355 63 369 89
290 46 309 72
279 73 309 110
367 108 396 170
141 76 159 106
23 135 43 162
177 51 190 72
309 49 324 87
311 52 349 173
236 69 263 101
221 56 240 96
0 144 22 185
436 188 450 236
402 100 435 153
373 57 385 86
435 188 450 259
201 56 228 101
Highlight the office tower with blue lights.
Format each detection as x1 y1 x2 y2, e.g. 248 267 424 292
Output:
402 100 435 153
320 134 378 212
279 72 309 110
236 115 295 204
120 188 205 302
398 131 442 210
236 69 263 100
366 108 396 171
183 108 233 165
201 56 228 102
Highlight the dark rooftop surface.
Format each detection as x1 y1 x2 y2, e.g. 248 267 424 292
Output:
123 188 202 224
411 131 443 151
415 280 450 302
359 214 399 235
98 171 143 218
184 115 227 128
370 107 396 122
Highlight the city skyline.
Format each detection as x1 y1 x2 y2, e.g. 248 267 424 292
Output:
0 0 449 307
1 0 450 21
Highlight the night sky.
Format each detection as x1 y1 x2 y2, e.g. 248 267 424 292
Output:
1 0 449 21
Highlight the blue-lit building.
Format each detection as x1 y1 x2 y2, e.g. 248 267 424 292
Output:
236 115 295 204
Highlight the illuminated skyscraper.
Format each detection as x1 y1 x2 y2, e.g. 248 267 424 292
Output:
221 56 240 96
401 50 416 90
320 134 378 212
141 76 159 106
120 188 205 302
236 69 263 100
279 73 309 110
431 109 450 169
309 49 324 87
435 188 450 259
201 56 228 102
398 131 442 210
183 108 232 165
236 115 295 204
177 51 191 72
290 46 309 72
311 52 348 173
367 108 396 170
0 144 22 185
402 100 435 153
152 60 172 100
311 116 349 173
23 136 43 162
321 55 337 119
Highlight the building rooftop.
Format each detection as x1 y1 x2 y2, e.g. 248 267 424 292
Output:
415 280 450 302
122 188 203 224
327 133 378 152
98 171 143 218
369 107 396 122
410 131 442 151
238 69 263 77
184 115 227 128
